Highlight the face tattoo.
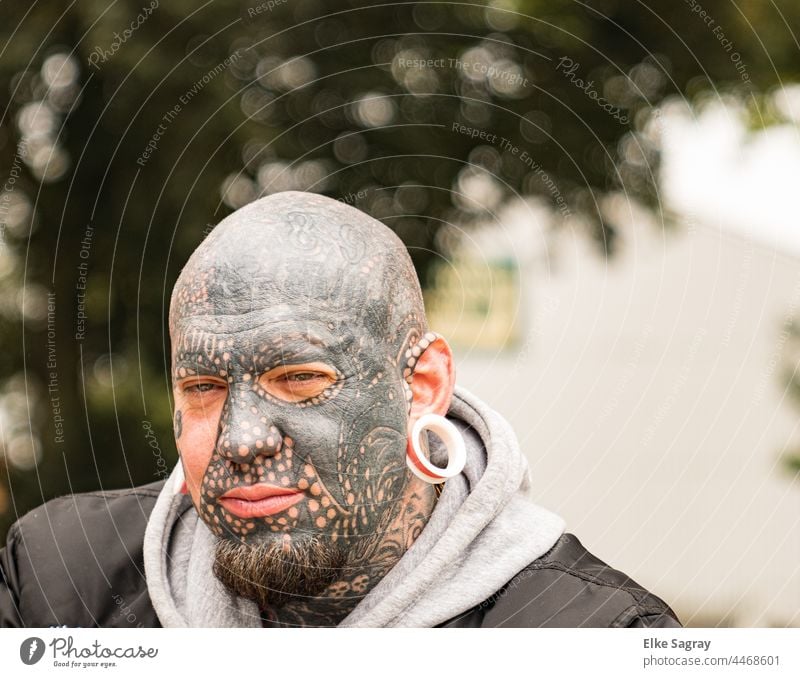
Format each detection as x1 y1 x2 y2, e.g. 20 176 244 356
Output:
170 192 438 625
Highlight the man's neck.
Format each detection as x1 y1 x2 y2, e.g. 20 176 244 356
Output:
260 481 439 627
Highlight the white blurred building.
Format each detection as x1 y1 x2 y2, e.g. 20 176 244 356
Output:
435 200 800 627
431 97 800 627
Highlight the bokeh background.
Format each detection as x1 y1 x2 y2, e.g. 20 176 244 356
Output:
1 0 798 627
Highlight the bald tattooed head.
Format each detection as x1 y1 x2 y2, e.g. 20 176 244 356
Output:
169 191 440 622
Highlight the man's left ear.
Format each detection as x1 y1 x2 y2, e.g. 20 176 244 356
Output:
407 333 455 423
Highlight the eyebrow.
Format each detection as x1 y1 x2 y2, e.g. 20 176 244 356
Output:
171 328 353 375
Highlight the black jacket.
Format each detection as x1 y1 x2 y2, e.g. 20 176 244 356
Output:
0 481 681 628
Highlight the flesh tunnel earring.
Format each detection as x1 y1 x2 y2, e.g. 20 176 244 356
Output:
406 413 467 484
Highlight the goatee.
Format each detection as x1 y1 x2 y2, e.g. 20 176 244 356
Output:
212 534 347 610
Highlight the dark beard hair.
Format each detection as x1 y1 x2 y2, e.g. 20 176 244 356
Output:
212 534 348 610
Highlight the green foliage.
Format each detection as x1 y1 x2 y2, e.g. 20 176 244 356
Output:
781 319 800 477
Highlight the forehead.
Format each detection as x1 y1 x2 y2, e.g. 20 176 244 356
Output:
171 266 368 345
173 298 337 335
170 250 396 355
168 192 426 367
172 258 355 314
171 312 356 368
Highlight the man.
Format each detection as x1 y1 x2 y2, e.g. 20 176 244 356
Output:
0 191 680 627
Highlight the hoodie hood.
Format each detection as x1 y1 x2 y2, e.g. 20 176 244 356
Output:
143 386 565 627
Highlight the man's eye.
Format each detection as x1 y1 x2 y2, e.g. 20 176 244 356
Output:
184 382 224 393
285 372 321 382
259 364 337 403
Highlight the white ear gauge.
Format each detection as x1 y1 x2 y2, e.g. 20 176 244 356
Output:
406 413 466 484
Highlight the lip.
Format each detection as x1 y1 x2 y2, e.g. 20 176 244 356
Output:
218 484 304 518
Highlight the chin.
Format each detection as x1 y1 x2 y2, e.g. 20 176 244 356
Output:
211 528 347 609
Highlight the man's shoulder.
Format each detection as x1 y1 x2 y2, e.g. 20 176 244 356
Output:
442 533 681 628
10 480 165 547
2 481 165 627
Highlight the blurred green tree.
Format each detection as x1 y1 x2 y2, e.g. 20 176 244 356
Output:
1 0 799 538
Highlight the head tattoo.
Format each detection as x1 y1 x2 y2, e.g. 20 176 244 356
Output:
169 191 440 625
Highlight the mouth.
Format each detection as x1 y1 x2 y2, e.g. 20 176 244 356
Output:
218 484 305 518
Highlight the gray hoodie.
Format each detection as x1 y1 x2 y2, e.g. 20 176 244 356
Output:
143 386 566 627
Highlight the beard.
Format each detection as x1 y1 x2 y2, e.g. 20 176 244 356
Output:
212 533 348 610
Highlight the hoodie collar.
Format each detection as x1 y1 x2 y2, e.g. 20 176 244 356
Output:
143 386 565 627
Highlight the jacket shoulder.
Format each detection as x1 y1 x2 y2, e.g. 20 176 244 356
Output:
0 481 165 628
443 533 681 628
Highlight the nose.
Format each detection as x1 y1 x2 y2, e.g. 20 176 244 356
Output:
216 389 283 464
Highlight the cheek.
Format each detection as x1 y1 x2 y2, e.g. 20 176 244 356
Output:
177 403 224 499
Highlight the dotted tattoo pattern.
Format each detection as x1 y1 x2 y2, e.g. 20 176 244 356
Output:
169 192 443 624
